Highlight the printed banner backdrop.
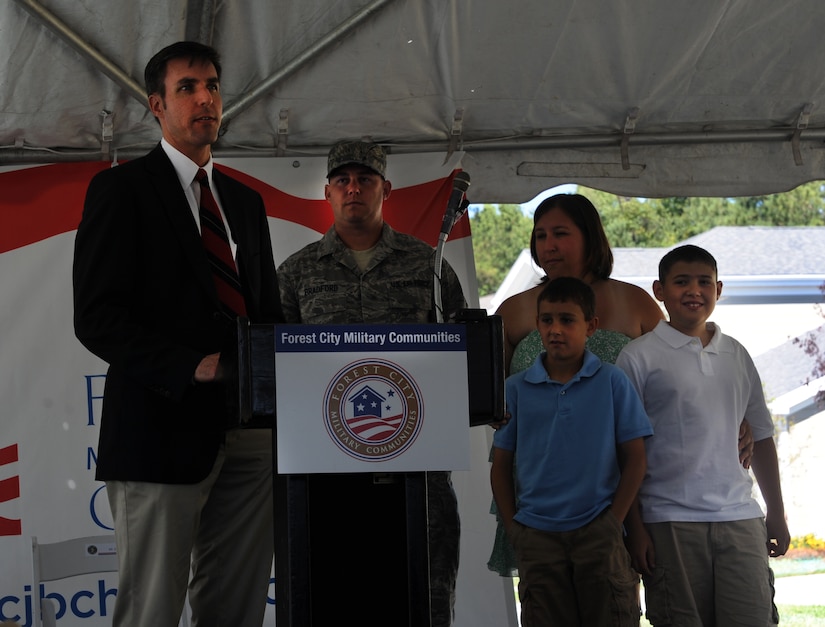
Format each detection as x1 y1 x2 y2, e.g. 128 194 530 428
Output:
0 153 514 626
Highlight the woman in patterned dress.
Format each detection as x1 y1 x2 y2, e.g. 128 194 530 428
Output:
487 193 663 577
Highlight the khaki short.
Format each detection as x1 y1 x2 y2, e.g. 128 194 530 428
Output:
511 508 641 626
643 518 777 626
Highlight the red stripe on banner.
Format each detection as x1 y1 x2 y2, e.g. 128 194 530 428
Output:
385 175 472 247
0 444 18 466
1 163 470 253
0 517 22 537
217 166 335 234
0 476 20 503
0 163 110 253
0 445 22 536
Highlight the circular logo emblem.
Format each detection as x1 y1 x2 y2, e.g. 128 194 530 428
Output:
323 359 424 461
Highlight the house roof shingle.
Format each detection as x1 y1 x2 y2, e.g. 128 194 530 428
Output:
612 226 825 279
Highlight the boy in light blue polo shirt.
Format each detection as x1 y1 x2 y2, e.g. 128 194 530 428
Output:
491 276 652 626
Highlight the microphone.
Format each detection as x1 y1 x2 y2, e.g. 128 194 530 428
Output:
439 171 471 236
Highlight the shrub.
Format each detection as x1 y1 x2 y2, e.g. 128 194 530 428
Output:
788 534 825 552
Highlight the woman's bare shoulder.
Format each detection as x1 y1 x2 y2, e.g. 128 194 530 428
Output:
495 284 543 318
495 284 543 345
594 278 663 336
610 278 664 331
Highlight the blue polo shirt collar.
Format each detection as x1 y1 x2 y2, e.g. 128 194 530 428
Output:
524 349 602 385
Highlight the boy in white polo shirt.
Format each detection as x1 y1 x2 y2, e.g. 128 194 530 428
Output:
616 244 789 626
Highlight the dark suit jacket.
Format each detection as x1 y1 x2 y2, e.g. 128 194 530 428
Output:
73 144 284 483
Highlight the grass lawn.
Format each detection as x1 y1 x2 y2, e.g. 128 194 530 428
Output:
640 605 825 626
774 605 825 626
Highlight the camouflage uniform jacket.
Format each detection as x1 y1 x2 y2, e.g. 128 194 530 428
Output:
277 222 466 626
277 223 467 324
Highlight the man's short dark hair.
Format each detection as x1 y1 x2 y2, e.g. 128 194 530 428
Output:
658 245 718 282
144 41 222 98
536 276 596 320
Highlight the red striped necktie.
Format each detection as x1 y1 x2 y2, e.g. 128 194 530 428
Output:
196 169 247 317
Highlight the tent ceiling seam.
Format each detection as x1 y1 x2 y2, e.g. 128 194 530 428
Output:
4 126 825 165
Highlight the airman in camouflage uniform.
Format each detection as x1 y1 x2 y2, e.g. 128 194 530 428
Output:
278 222 465 325
277 140 466 626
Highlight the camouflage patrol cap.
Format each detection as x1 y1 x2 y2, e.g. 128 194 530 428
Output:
327 140 387 178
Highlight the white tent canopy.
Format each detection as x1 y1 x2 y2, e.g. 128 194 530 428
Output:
3 0 825 200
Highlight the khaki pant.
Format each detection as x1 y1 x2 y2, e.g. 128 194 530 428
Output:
511 508 640 626
643 519 776 626
107 429 273 627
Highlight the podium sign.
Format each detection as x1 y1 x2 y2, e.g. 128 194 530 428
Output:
274 323 471 474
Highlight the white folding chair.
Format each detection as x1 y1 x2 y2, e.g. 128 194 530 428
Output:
31 535 191 627
31 535 118 627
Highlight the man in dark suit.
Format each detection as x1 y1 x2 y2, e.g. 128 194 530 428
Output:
73 41 283 627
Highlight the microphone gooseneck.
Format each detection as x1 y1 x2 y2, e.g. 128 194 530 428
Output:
434 171 471 322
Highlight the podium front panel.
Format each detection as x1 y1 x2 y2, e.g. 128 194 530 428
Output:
274 323 471 474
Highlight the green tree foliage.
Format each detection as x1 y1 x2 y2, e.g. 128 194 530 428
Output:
580 181 825 245
735 183 825 225
469 204 533 296
583 190 680 247
470 181 825 296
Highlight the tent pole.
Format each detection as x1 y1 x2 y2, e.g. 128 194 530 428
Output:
13 0 146 106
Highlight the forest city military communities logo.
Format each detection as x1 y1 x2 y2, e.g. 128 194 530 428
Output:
323 359 424 462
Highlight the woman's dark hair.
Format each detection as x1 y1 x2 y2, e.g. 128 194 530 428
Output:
144 41 222 98
530 193 613 281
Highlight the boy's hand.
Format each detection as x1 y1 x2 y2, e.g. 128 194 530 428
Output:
625 528 656 576
194 352 222 383
766 515 790 557
738 419 754 469
490 411 511 430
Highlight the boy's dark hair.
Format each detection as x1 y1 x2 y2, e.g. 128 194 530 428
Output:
144 41 222 98
536 276 596 320
658 245 718 282
530 194 613 281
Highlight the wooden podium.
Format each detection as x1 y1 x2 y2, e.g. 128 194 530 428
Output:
230 315 503 626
